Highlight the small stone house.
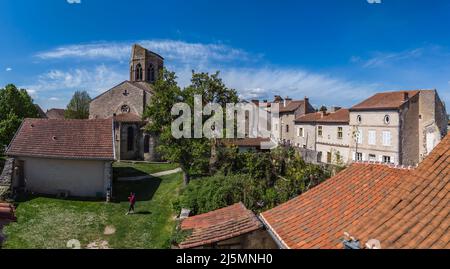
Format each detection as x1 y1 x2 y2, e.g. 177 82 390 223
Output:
178 203 277 249
6 118 115 198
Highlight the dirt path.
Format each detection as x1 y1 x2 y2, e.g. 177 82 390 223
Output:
117 168 182 181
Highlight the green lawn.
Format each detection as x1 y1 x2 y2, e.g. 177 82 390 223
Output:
113 162 179 179
3 163 182 249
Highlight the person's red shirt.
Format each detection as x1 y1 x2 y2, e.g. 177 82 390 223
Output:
128 194 136 205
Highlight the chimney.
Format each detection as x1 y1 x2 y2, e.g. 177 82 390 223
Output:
274 95 283 103
403 92 409 101
304 96 309 104
320 110 326 118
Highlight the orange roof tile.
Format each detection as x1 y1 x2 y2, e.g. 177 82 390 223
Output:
179 202 262 249
260 163 411 249
350 90 431 111
6 119 114 160
296 109 349 124
0 203 16 222
350 133 450 249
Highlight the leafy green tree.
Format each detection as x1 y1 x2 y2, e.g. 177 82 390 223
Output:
144 69 238 185
64 91 91 119
0 84 39 150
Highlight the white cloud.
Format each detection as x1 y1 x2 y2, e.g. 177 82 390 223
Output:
49 97 60 101
170 65 377 107
361 48 423 68
24 65 126 97
67 0 81 4
35 40 256 66
5 67 12 72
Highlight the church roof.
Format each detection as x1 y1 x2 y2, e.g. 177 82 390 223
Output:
91 81 154 102
6 119 115 161
131 44 164 60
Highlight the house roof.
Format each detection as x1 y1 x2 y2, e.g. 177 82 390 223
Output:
277 100 306 113
349 133 450 249
350 90 433 111
179 202 263 249
34 104 47 118
221 137 271 147
295 109 349 124
45 108 66 119
110 113 143 123
0 203 16 222
6 119 115 161
260 163 411 249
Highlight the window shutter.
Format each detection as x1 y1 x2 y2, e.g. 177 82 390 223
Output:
362 153 365 161
352 152 356 161
379 155 383 162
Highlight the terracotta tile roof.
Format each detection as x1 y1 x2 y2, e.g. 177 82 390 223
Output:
45 108 66 119
0 203 16 222
35 104 47 118
110 113 143 123
350 90 434 111
260 163 411 249
221 137 271 147
278 100 305 113
295 109 349 124
350 133 450 249
179 202 263 249
6 119 114 160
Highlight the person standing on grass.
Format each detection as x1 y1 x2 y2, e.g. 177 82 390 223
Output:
126 192 136 215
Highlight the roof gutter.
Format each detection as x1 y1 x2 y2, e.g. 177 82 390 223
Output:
258 214 288 249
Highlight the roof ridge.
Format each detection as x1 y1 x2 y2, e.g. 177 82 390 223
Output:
353 160 417 170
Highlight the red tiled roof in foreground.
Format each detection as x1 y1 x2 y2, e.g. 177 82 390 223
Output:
349 133 450 249
6 119 114 160
179 202 263 249
0 203 16 222
260 163 411 249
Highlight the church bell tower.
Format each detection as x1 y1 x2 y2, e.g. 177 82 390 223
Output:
130 44 164 83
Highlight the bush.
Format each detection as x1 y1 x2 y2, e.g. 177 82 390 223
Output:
176 150 332 214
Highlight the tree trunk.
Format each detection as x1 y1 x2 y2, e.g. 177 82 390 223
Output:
182 169 190 186
209 138 218 175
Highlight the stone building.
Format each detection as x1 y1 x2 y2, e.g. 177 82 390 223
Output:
271 96 315 145
89 44 163 161
349 90 448 166
294 108 351 165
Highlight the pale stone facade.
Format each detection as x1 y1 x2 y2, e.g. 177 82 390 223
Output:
89 44 163 161
349 90 448 166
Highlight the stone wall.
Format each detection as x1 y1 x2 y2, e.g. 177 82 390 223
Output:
0 158 14 200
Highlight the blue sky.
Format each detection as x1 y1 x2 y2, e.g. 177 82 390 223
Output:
0 0 449 110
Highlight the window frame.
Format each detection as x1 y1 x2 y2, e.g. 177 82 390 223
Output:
318 126 323 137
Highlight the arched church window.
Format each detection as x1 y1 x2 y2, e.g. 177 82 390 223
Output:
127 126 134 151
121 105 130 113
144 135 150 153
149 64 155 82
135 63 143 81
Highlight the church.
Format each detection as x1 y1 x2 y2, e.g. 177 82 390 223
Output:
89 44 164 161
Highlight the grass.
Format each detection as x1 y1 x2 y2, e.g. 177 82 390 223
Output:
2 163 183 249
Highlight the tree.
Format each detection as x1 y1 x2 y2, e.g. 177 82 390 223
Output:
65 91 91 119
144 69 238 185
0 84 39 150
